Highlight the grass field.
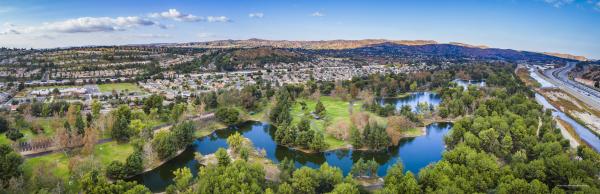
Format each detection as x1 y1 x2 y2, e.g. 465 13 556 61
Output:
0 117 65 145
98 83 143 93
290 96 386 149
22 141 133 181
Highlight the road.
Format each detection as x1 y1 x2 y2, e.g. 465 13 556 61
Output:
542 62 600 111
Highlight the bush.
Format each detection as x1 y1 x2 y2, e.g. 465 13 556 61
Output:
6 129 23 141
106 161 127 179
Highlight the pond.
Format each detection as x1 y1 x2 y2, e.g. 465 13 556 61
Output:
453 79 486 89
535 93 600 152
130 121 453 192
379 92 442 112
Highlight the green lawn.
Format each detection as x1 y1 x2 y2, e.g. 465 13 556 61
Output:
22 152 71 182
22 141 133 182
0 117 65 145
93 141 134 164
98 83 143 93
290 96 386 149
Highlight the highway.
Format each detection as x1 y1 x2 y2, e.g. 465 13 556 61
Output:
542 62 600 111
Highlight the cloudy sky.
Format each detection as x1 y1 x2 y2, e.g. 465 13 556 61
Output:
1 0 600 58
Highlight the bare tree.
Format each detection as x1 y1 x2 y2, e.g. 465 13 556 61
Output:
81 127 98 155
385 116 416 145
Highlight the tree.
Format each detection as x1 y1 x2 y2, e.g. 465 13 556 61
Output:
279 157 296 182
316 163 343 193
111 105 133 142
125 150 144 175
168 167 193 193
310 132 327 151
215 107 240 126
0 116 8 133
328 183 359 194
278 183 294 194
349 126 362 148
350 158 366 177
226 132 244 153
6 129 23 141
291 167 319 194
0 144 23 185
215 148 231 166
195 160 265 193
143 94 163 114
171 121 195 149
315 100 326 118
152 131 177 160
91 100 102 119
75 113 85 135
170 103 186 122
82 127 98 155
81 170 150 194
128 119 145 136
366 159 379 177
106 161 127 179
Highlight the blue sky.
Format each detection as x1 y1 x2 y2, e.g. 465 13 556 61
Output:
1 0 599 59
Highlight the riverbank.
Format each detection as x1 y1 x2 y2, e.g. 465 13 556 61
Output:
537 88 600 137
555 118 582 148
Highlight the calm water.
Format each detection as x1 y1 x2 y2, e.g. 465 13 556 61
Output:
379 92 442 112
130 121 452 192
453 79 486 89
534 93 600 152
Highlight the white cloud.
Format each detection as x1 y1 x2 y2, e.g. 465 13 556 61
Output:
39 16 164 33
596 1 600 9
0 23 21 35
311 11 325 17
149 9 230 22
206 16 230 22
149 9 201 22
544 0 575 7
249 12 264 18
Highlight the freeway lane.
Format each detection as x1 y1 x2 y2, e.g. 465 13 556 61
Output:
543 62 600 111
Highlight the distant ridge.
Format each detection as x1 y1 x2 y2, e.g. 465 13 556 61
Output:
178 39 438 49
542 52 588 61
173 39 583 62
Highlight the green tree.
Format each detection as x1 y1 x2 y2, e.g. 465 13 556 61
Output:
91 99 102 119
215 107 240 125
291 167 319 194
196 160 265 193
152 131 177 160
168 167 193 193
0 116 8 133
226 132 244 153
0 144 23 184
315 100 326 118
316 163 343 193
215 148 231 166
75 113 85 135
81 170 150 194
327 183 359 194
111 105 133 142
310 132 327 151
171 121 195 149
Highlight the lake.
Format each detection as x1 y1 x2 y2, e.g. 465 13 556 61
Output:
130 121 452 192
379 92 442 112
